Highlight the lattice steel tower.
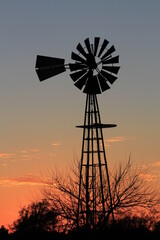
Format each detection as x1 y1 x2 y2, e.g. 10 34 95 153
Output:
35 37 120 228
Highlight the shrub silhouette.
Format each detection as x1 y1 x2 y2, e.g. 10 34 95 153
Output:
10 199 58 239
0 225 9 240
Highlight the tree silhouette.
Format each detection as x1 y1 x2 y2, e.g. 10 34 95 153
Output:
11 199 58 237
153 220 160 233
42 158 159 231
110 159 159 219
0 225 9 240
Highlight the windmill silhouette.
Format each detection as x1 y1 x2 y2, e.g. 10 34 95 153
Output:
35 37 120 228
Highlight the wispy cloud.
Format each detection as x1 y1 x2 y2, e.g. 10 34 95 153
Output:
0 175 43 187
0 153 15 159
20 149 40 154
152 161 160 167
0 149 41 165
105 136 126 143
52 141 62 147
140 172 157 181
104 136 134 147
2 163 8 167
140 161 160 182
143 161 160 172
31 149 40 153
20 150 28 154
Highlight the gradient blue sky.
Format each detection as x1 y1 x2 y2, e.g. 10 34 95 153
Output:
0 0 160 227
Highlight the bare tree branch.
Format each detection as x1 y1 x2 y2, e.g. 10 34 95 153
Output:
42 158 160 231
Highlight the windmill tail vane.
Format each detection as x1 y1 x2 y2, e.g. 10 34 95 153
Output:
35 37 120 227
35 55 67 81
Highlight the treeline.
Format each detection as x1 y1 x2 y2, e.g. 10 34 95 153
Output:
1 214 160 240
1 159 160 239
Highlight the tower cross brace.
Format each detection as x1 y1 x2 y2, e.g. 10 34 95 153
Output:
76 94 115 227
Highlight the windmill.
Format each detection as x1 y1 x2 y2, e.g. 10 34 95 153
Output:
35 37 120 228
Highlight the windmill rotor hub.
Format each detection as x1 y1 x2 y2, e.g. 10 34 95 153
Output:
86 53 97 70
69 37 120 94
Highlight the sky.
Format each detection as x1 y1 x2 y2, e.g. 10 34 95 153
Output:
0 0 160 227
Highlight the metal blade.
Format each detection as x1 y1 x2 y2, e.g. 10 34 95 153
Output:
98 39 109 57
84 38 92 54
70 69 87 82
101 70 117 84
71 51 86 64
35 55 65 69
69 63 87 72
102 55 119 64
102 66 120 74
36 66 66 81
76 43 87 58
94 37 100 56
91 44 94 54
74 71 90 90
101 45 116 60
83 75 101 94
98 74 110 92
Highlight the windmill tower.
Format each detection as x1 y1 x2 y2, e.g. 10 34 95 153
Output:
35 37 120 228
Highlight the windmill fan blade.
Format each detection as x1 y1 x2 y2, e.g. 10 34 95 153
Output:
101 45 116 60
74 71 90 90
94 37 100 56
69 63 87 72
83 75 101 94
35 55 66 81
84 38 92 54
70 69 87 82
76 43 87 58
98 74 110 92
71 51 86 64
69 37 120 93
98 39 109 57
102 55 119 65
101 70 117 84
102 66 120 74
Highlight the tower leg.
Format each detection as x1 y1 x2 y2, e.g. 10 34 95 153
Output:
77 94 114 228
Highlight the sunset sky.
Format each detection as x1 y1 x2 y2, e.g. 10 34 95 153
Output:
0 0 160 227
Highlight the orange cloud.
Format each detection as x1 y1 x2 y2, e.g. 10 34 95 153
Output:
52 141 62 147
0 149 40 163
20 150 28 154
2 163 7 167
0 153 15 159
140 172 157 181
105 136 126 144
31 149 40 153
152 161 160 167
21 149 40 154
0 175 43 187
